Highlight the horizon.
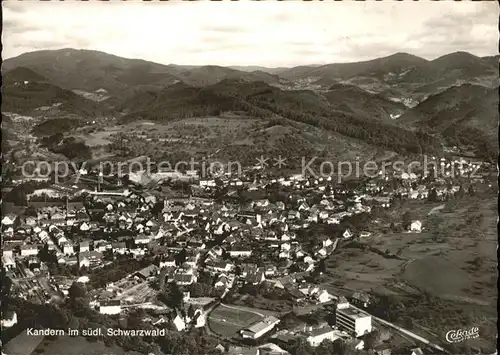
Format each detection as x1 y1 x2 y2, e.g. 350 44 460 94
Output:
4 47 498 70
3 1 498 67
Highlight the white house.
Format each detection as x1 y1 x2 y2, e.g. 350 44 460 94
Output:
193 309 206 328
3 254 16 270
3 245 14 257
410 220 422 233
307 327 339 347
228 248 252 258
1 214 16 226
20 245 39 257
80 222 90 231
173 314 186 331
79 256 90 268
62 242 74 255
1 311 18 328
316 290 334 304
343 229 353 239
99 300 121 315
159 258 176 269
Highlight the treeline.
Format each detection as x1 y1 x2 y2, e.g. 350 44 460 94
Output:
33 118 81 136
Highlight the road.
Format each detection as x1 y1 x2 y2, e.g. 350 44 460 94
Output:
218 303 266 317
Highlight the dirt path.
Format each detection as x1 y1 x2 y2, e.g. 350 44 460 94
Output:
428 204 445 215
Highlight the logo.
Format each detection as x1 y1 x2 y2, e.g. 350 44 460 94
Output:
445 327 480 343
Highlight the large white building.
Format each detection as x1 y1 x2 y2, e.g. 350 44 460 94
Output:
240 316 280 339
336 307 372 337
99 300 121 315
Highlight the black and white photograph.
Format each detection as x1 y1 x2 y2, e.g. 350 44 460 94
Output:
1 1 498 355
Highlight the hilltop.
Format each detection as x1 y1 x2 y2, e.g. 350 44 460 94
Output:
2 49 285 95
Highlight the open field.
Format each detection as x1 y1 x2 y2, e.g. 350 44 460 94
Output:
208 304 276 338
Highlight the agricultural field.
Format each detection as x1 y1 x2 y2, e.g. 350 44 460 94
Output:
208 304 276 338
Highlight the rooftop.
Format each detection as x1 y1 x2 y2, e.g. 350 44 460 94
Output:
337 307 369 319
309 326 335 337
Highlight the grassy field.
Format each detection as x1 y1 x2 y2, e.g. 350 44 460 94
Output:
31 336 141 355
208 304 275 338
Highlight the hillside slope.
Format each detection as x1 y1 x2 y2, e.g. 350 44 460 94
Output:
399 84 498 159
118 79 439 155
322 84 406 121
2 72 115 119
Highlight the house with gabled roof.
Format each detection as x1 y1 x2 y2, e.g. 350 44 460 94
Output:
174 272 197 286
20 244 39 257
228 245 252 258
246 270 266 285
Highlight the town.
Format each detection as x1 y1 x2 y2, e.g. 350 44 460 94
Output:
1 153 495 355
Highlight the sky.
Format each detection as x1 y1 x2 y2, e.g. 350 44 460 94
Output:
2 0 498 67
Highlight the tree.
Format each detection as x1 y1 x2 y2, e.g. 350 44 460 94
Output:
316 259 327 274
1 270 12 311
68 282 89 315
69 282 87 299
427 188 438 202
175 248 187 266
315 340 334 355
162 282 184 309
402 211 412 230
292 338 314 355
187 304 195 319
363 329 379 350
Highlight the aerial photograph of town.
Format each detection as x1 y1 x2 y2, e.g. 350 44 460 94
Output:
1 1 498 355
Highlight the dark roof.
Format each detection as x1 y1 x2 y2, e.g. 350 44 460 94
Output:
309 326 334 337
100 299 121 307
174 273 194 282
136 264 159 278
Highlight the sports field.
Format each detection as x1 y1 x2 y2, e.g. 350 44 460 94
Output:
208 304 274 338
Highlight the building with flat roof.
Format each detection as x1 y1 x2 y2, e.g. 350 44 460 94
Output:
336 307 372 337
